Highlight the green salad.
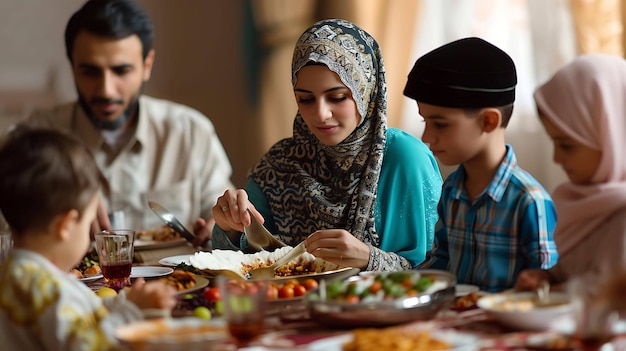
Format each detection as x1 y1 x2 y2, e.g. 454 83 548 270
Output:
312 271 436 304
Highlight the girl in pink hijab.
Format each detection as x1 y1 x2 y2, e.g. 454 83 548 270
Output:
515 54 626 296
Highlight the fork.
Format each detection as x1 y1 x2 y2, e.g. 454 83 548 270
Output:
247 241 307 280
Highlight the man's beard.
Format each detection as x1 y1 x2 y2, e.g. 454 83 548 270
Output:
78 88 142 131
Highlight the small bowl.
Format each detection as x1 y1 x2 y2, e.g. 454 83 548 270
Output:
477 291 573 331
306 269 456 328
115 317 228 350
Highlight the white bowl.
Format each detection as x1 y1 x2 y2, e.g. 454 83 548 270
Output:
477 291 574 331
115 317 228 350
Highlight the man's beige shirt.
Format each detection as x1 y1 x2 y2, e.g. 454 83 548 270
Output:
26 95 234 230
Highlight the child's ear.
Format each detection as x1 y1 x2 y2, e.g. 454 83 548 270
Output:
479 108 502 133
52 209 80 241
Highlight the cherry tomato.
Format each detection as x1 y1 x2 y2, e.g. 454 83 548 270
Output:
293 284 307 297
302 278 319 291
369 280 382 294
278 285 295 299
203 287 221 302
345 295 360 304
266 285 279 300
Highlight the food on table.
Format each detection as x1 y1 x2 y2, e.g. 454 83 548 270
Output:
84 265 101 275
193 306 212 320
343 328 450 351
95 287 118 298
268 278 318 300
71 268 84 279
453 291 482 309
159 269 197 291
316 271 437 303
477 291 573 331
189 247 341 278
73 246 100 277
489 295 568 312
115 318 227 348
136 225 180 241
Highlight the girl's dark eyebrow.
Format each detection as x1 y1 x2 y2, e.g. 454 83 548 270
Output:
294 86 349 94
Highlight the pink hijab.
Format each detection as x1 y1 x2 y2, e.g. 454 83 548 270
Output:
534 54 626 256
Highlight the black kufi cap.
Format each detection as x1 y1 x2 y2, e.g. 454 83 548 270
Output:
403 37 517 108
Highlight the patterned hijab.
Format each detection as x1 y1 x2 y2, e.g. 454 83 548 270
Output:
534 54 626 256
249 19 387 246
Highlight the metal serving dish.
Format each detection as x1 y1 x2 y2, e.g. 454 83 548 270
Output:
305 269 456 328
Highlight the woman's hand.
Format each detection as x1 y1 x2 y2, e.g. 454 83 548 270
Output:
305 229 370 269
212 189 263 232
514 269 551 292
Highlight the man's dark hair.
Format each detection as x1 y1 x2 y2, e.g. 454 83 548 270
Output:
65 0 154 61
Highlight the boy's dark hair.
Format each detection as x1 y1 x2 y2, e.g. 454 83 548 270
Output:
464 104 515 128
0 127 105 234
65 0 154 62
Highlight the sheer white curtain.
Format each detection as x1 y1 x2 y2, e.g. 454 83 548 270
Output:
400 0 577 192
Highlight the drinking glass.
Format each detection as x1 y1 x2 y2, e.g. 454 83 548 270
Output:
569 276 618 351
218 276 268 347
94 229 135 291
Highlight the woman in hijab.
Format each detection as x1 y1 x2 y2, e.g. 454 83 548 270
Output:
208 19 442 271
515 54 626 295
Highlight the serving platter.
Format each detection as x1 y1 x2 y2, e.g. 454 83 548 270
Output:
188 247 356 282
306 269 456 328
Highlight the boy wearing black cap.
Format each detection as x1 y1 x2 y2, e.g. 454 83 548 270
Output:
405 37 558 292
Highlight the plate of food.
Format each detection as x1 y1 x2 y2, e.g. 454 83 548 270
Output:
156 269 209 294
72 245 101 281
134 225 187 251
305 269 456 328
187 247 359 283
307 323 479 351
477 291 573 331
116 317 228 350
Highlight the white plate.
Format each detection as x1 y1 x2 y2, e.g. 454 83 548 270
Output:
456 284 480 297
78 274 103 283
158 254 193 267
131 266 174 278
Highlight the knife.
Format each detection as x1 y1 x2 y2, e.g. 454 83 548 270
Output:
148 201 198 246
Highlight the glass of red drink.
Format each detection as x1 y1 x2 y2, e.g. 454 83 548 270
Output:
94 229 135 291
218 277 268 347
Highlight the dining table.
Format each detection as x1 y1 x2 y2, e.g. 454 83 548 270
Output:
82 251 626 351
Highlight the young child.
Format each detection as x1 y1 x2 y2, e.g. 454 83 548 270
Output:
404 37 558 292
515 54 626 298
0 127 176 350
